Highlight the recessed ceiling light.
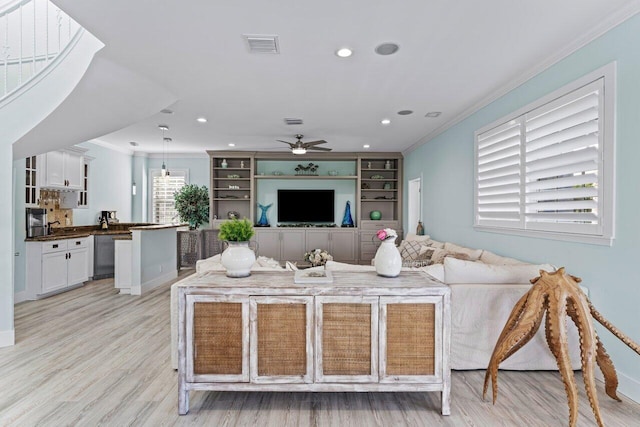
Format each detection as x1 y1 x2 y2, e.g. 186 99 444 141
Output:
381 119 391 125
160 109 173 114
363 144 370 149
129 141 139 147
375 43 399 56
228 143 236 147
397 110 413 116
196 117 207 123
425 111 442 118
335 47 353 58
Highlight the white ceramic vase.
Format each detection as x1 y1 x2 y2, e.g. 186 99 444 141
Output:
220 241 255 278
374 239 402 277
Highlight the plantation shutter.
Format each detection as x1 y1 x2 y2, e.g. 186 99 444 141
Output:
476 121 522 228
523 79 602 235
152 170 187 224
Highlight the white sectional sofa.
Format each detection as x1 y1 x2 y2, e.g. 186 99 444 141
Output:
170 244 582 371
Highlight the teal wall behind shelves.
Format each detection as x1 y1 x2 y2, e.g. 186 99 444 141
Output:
404 14 640 401
255 179 357 226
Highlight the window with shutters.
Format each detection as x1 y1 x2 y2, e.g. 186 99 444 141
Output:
151 169 188 224
475 64 615 245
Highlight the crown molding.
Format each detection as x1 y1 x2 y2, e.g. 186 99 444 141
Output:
146 152 209 159
404 4 640 155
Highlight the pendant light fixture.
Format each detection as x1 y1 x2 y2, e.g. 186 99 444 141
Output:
158 125 170 177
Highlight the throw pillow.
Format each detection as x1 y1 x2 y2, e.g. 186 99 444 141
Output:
443 242 483 260
405 233 432 242
399 240 430 261
479 250 527 265
424 239 445 249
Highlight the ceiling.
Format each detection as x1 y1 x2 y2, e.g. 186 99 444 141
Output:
47 0 639 155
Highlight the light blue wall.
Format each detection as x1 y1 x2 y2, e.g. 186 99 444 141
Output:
1 143 15 341
132 155 148 222
405 15 640 400
75 142 133 225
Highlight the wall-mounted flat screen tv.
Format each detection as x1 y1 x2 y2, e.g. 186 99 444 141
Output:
278 189 335 223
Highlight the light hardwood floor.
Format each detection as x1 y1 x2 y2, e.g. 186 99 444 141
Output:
2 274 639 426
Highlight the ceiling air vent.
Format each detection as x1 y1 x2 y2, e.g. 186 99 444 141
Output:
244 35 280 54
284 118 303 125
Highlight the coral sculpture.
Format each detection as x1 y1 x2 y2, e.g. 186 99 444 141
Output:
483 268 640 427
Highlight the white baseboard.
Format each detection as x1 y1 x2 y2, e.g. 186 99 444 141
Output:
595 366 640 404
14 291 27 304
128 270 178 295
0 329 15 347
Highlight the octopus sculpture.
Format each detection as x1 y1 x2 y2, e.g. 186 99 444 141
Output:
483 268 640 427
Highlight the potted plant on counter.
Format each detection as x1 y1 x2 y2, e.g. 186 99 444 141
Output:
174 184 210 230
218 218 256 278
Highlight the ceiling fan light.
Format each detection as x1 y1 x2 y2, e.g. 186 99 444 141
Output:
292 147 307 155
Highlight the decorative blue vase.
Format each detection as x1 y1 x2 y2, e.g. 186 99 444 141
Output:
341 201 354 227
257 203 272 227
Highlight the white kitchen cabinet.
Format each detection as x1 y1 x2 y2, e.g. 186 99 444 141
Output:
26 237 89 299
39 148 86 190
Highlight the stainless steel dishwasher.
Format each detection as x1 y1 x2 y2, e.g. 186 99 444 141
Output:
94 234 116 279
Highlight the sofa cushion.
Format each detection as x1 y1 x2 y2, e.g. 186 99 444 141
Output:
196 254 284 273
480 250 527 265
443 257 555 284
424 239 445 249
443 242 483 261
419 263 444 282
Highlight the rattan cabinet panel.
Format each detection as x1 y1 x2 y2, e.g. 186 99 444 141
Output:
185 295 250 383
250 297 313 383
315 297 378 383
379 297 443 383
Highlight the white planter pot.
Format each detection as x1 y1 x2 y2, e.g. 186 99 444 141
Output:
220 241 256 278
374 239 402 278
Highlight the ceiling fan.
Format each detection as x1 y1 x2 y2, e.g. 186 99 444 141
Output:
277 134 331 155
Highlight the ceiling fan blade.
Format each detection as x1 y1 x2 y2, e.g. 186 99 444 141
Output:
303 140 328 146
276 140 295 148
307 146 332 151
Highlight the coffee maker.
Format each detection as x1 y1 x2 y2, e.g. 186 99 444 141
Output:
98 211 120 228
26 208 47 237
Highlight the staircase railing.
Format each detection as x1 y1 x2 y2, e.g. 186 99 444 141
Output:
1 0 81 100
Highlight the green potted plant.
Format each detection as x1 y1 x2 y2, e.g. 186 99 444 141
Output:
174 184 210 230
218 218 256 277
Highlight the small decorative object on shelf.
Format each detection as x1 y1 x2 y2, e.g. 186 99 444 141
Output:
328 170 338 176
371 174 384 179
227 211 240 220
240 161 245 168
221 159 228 168
227 174 240 178
370 210 382 220
374 228 401 277
367 161 372 169
362 182 370 190
417 220 425 235
385 160 392 169
383 182 392 190
341 200 354 227
256 203 272 227
218 218 256 278
294 163 319 175
303 248 333 267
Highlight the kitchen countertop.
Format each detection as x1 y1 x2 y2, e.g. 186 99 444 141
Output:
25 223 164 242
